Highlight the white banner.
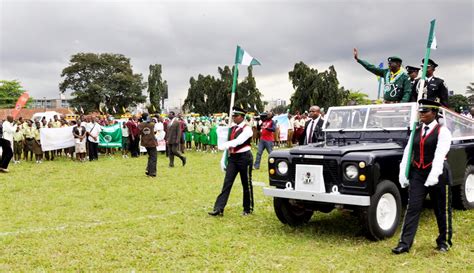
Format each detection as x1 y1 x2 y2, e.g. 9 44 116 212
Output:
40 127 75 151
273 114 289 141
217 126 230 150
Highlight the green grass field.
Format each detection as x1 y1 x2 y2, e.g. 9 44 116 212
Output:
1 149 473 271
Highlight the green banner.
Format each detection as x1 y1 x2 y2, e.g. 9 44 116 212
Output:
99 123 122 148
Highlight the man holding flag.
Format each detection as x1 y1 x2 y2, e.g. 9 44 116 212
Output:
209 45 260 217
209 107 254 216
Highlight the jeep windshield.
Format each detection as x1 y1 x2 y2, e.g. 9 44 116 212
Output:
323 103 417 131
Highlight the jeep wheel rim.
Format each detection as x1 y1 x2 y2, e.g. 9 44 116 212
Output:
376 193 397 231
466 174 474 203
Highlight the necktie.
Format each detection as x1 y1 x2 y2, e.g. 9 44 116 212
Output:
308 120 315 143
423 126 429 137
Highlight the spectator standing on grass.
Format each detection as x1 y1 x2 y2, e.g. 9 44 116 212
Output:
185 120 194 150
2 115 17 152
32 121 43 163
209 120 218 153
0 116 15 173
87 117 101 161
23 120 35 161
254 111 275 170
139 113 158 178
126 117 140 157
121 121 130 158
166 111 186 168
287 113 295 148
73 120 87 162
13 126 24 164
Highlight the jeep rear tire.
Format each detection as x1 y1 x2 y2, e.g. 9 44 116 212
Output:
453 165 474 210
273 197 313 226
364 180 401 241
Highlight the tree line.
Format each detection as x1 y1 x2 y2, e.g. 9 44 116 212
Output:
2 52 473 113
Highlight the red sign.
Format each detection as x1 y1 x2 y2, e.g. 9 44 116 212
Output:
11 92 29 119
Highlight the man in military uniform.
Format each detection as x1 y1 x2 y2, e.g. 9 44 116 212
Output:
406 65 421 102
209 107 254 217
394 99 452 254
417 59 449 107
353 48 411 103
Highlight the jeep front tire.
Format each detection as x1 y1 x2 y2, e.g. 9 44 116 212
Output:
363 180 401 241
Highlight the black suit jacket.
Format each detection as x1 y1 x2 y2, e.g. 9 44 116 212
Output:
299 118 324 145
410 77 449 107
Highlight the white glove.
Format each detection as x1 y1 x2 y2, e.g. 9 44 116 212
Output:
399 174 409 188
220 151 227 172
424 177 438 187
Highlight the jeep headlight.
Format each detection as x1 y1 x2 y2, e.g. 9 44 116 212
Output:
277 161 289 175
345 164 359 180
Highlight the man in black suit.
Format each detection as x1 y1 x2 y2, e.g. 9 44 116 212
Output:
299 105 324 145
417 59 449 107
406 65 420 102
166 111 186 167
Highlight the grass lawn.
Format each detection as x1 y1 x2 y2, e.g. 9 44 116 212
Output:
1 148 473 271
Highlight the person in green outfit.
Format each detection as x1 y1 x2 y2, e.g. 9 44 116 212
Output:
194 120 202 151
209 120 218 154
353 48 412 103
201 120 210 152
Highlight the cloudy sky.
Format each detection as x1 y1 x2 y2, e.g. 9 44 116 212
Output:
1 0 472 108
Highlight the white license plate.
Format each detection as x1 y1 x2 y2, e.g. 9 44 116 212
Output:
295 164 326 193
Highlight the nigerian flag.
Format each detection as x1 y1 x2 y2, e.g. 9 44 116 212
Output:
99 123 122 148
236 45 261 66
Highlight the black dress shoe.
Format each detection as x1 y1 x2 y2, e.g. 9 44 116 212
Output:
392 245 409 254
436 245 449 252
182 157 187 166
208 209 223 216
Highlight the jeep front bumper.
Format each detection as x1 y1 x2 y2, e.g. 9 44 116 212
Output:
263 187 370 206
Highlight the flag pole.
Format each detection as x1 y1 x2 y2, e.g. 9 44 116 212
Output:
377 62 383 100
417 19 436 102
405 19 436 178
228 45 240 125
377 77 382 100
221 46 241 168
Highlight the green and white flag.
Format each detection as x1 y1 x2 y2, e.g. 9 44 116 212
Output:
236 45 261 66
99 123 122 148
430 32 437 49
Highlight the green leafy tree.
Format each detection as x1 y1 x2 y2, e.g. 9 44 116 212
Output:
214 66 233 113
448 94 469 113
236 66 264 113
183 65 264 114
343 90 372 105
183 74 216 115
0 80 32 108
288 62 348 113
468 95 474 105
147 64 168 113
466 82 474 95
59 53 146 113
271 105 289 114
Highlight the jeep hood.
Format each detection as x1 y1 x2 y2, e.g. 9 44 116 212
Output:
289 142 404 156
